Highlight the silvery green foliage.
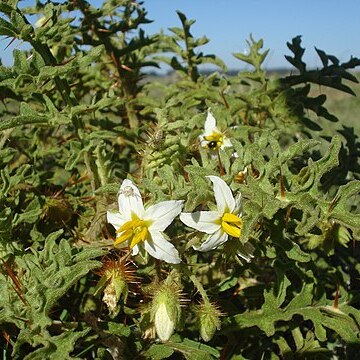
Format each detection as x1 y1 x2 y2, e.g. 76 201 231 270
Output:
0 1 360 359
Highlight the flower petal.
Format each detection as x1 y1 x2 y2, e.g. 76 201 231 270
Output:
204 109 218 135
194 228 228 252
180 211 221 234
118 179 144 218
145 200 184 231
221 137 233 149
207 175 235 214
107 211 127 230
236 242 255 263
145 230 181 263
132 244 140 256
198 134 208 148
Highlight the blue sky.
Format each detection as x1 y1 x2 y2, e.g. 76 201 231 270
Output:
0 0 359 70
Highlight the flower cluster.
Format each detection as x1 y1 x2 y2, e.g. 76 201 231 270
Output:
107 175 253 263
106 107 248 264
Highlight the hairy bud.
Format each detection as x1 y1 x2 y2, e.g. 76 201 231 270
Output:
198 301 222 342
150 273 183 341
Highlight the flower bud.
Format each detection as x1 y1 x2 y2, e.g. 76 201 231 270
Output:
152 286 180 341
198 301 222 342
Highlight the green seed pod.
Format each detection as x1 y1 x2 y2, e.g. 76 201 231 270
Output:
198 301 222 342
150 273 183 342
152 285 181 341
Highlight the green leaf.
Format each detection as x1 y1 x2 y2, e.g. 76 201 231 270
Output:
21 328 91 360
0 114 48 131
64 141 87 171
0 17 17 36
94 183 119 195
145 344 174 360
0 208 12 243
285 35 306 73
1 233 105 341
0 3 14 15
13 196 42 225
38 46 105 81
166 335 220 360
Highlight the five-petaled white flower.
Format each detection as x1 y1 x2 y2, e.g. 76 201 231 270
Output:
180 176 245 252
199 109 232 150
107 179 184 264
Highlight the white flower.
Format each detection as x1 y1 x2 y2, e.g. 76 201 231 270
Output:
180 176 252 260
199 109 232 150
107 179 183 264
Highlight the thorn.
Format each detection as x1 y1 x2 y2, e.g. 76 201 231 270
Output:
67 81 80 89
220 89 229 109
2 330 11 346
41 78 52 88
179 163 189 182
98 28 112 33
280 168 286 198
121 64 134 72
328 194 339 213
56 56 76 66
0 35 11 42
285 206 292 226
4 36 17 50
1 260 28 306
110 51 121 70
40 16 52 28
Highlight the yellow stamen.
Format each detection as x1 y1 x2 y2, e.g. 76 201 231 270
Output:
222 213 241 223
221 212 242 238
115 229 133 245
204 132 223 149
204 132 223 142
117 219 142 233
130 226 148 248
115 215 150 248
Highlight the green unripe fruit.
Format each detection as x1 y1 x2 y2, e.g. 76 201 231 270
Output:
152 285 181 342
198 301 222 342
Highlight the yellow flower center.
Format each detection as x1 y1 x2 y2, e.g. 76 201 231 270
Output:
204 132 223 150
221 212 242 238
115 214 151 248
